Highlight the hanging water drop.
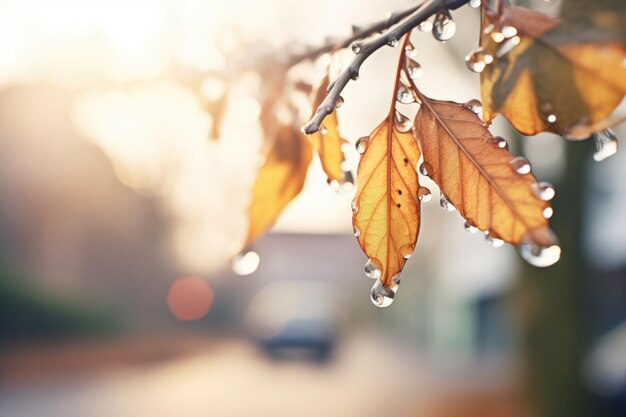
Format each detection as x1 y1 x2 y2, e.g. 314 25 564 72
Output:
464 222 478 233
328 178 341 192
404 44 417 59
351 42 362 54
232 251 260 276
491 136 509 150
370 280 395 308
356 136 369 154
400 244 415 260
546 114 557 123
531 181 555 201
319 124 328 135
500 25 518 38
432 10 456 42
335 95 344 109
491 31 505 43
510 156 531 175
351 200 359 215
465 48 492 73
406 59 423 80
592 129 618 162
468 0 481 8
543 207 554 219
354 227 361 237
418 19 433 32
387 36 398 47
418 187 432 202
495 36 520 58
439 191 456 212
396 84 415 104
394 110 413 133
364 258 383 280
517 234 561 267
484 233 504 248
463 99 482 115
418 162 433 177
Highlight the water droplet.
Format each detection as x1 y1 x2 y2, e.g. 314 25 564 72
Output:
517 233 561 267
319 124 328 135
370 280 396 308
592 128 618 162
418 187 432 202
495 36 520 58
351 200 359 215
354 227 361 237
543 207 553 219
342 171 355 191
491 136 509 150
465 48 493 73
491 31 505 43
404 44 417 59
356 136 369 154
328 178 341 192
406 59 423 80
418 20 433 32
335 95 344 109
387 36 398 47
483 23 495 35
351 42 362 54
484 233 504 247
396 84 415 104
531 181 555 201
464 222 478 233
463 99 482 115
439 191 456 212
546 114 557 123
232 251 260 276
419 162 433 177
364 258 383 279
510 156 531 175
394 110 413 133
349 68 360 80
432 10 456 42
501 25 518 38
468 0 481 8
400 243 415 259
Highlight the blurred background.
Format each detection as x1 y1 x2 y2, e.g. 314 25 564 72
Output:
0 0 625 416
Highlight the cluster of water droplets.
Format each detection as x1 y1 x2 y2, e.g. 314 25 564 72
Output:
465 23 520 73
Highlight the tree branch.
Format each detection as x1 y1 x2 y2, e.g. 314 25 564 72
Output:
302 0 470 134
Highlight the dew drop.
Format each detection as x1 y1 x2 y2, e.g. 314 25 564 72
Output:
491 31 505 43
319 124 328 135
468 0 481 8
356 136 369 154
335 95 344 109
387 36 398 47
400 243 415 259
354 226 361 237
328 178 341 192
592 128 618 162
501 25 518 38
364 258 383 280
232 251 260 276
404 44 417 59
418 187 432 203
495 36 520 58
491 136 509 150
465 48 492 73
432 10 456 42
517 233 561 267
351 200 359 215
546 114 557 123
394 110 413 133
484 233 504 248
464 222 478 233
483 23 495 35
370 280 396 308
463 99 482 115
396 85 416 104
351 42 362 54
510 156 531 175
531 181 555 201
543 207 554 219
418 162 433 177
439 191 456 212
418 20 433 32
406 59 424 80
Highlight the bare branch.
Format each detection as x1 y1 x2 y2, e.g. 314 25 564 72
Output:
302 0 470 135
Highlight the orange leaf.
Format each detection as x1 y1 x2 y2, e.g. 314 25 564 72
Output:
352 118 421 287
309 75 347 184
246 126 312 245
479 4 626 137
414 95 554 247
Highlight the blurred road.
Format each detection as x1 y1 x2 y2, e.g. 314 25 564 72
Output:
0 335 434 417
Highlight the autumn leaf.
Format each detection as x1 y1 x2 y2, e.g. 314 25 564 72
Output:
309 75 347 184
478 2 626 138
246 125 312 245
414 95 554 247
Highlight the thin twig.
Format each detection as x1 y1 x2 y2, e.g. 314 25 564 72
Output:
302 0 470 134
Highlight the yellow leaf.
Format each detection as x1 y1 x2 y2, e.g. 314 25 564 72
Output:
352 119 421 287
309 76 347 183
414 95 553 247
479 3 626 137
246 126 312 245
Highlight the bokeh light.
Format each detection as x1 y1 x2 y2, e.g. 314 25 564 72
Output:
166 276 213 321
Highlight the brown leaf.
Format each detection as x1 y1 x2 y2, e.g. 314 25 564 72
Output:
479 3 626 138
414 95 553 246
246 126 313 245
309 76 347 183
352 118 421 287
